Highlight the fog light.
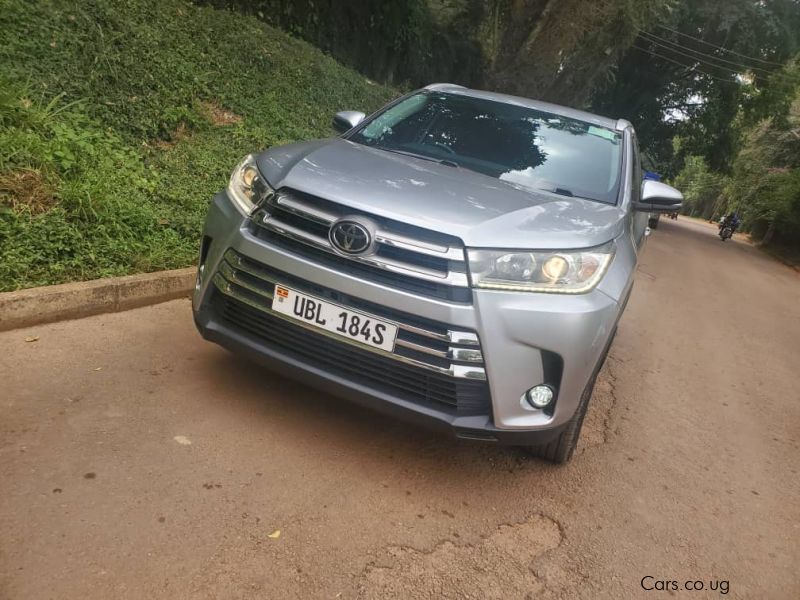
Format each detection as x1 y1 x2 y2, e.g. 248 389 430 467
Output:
522 385 554 410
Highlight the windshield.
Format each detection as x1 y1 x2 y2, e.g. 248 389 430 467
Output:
349 92 623 204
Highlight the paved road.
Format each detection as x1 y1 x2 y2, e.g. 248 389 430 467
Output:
1 218 799 599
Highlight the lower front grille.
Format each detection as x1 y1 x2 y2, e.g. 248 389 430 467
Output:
214 293 492 416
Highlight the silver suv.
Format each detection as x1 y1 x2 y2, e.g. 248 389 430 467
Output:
192 84 682 462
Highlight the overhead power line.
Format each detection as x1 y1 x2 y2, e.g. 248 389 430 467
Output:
655 23 785 67
630 44 743 85
636 32 783 80
632 42 745 81
635 33 798 85
638 30 784 79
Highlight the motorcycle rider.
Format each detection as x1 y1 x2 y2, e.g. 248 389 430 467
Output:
720 211 741 235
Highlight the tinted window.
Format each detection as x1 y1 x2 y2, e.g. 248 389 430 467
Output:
350 92 623 204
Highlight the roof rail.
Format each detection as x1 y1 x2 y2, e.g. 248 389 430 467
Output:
424 83 467 91
615 118 633 131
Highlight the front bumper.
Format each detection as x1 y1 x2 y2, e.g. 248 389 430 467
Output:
193 191 625 443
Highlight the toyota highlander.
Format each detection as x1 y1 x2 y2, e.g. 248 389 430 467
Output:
192 84 682 463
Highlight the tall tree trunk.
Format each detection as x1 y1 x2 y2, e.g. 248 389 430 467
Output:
762 220 776 245
520 0 557 55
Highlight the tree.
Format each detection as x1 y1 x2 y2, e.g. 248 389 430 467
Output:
592 0 800 175
480 0 671 106
725 61 800 244
672 154 727 219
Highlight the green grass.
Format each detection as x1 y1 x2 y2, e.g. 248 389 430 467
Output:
0 0 396 291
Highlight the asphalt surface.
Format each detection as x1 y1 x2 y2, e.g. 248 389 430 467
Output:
1 218 799 599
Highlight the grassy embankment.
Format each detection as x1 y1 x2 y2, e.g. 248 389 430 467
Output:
0 0 395 291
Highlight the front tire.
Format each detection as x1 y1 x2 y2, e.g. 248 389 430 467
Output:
521 371 598 464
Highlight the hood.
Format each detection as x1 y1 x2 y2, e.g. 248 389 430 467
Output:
256 139 624 249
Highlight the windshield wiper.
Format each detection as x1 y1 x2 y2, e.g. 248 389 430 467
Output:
379 147 460 168
535 186 598 202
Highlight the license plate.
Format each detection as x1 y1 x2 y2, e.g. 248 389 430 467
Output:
272 285 397 352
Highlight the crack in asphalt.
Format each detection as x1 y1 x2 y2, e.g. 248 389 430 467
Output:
356 514 564 599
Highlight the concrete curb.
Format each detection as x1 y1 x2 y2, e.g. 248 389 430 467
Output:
0 267 196 332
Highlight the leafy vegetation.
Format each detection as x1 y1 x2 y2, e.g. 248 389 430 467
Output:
590 0 799 254
593 0 800 173
203 0 485 87
0 0 394 291
672 154 726 220
2 0 799 289
726 89 800 246
671 59 800 250
209 0 673 106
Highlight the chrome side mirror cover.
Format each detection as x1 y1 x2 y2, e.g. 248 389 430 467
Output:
634 180 683 213
332 110 366 134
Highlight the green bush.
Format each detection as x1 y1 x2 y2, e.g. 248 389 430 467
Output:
724 98 800 245
0 0 395 291
671 155 727 220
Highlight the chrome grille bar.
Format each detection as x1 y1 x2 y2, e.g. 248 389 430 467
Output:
275 193 336 225
275 192 465 260
373 230 464 261
257 212 469 287
223 250 478 347
253 190 470 294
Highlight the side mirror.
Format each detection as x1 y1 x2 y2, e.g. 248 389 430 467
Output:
634 180 683 214
332 110 366 134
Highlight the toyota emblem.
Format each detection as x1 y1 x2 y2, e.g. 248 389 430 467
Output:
329 219 372 255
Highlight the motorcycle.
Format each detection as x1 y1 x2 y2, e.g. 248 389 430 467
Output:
719 219 735 241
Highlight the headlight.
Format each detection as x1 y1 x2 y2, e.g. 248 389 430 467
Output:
228 154 271 215
468 242 614 293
